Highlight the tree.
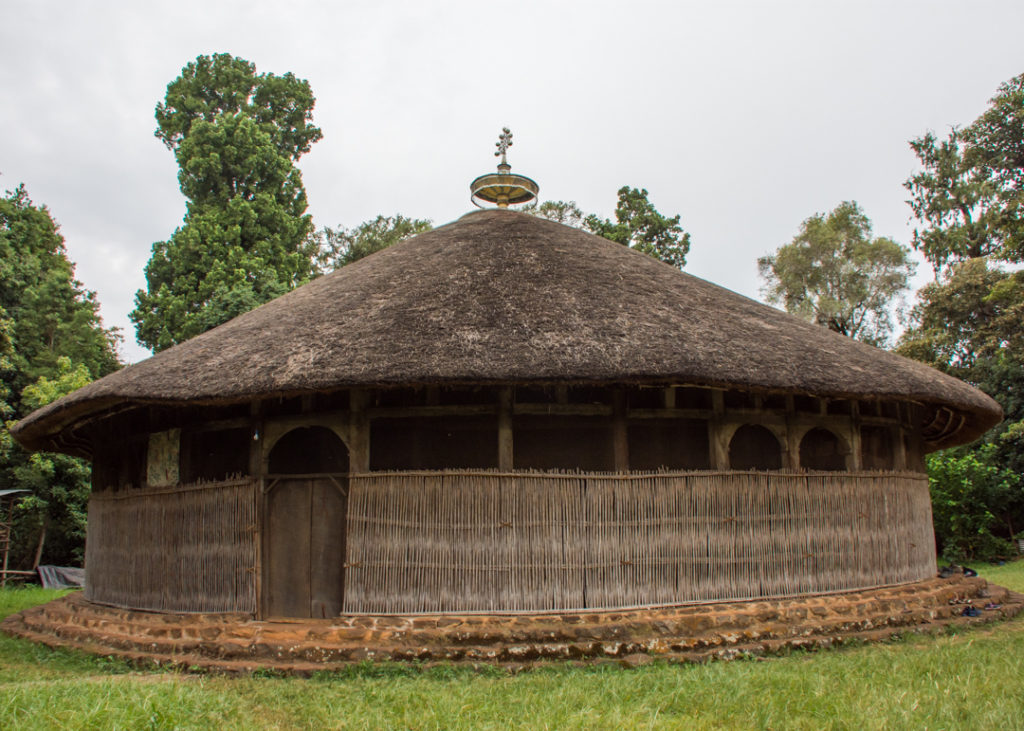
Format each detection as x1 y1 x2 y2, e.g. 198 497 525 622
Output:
963 73 1024 261
898 259 1024 476
317 215 433 270
524 187 691 269
0 185 121 567
131 54 322 352
520 200 589 229
898 258 1024 378
586 187 690 269
906 72 1024 274
905 130 1001 276
758 201 915 346
901 72 1024 558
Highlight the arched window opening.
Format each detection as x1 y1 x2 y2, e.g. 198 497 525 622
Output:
729 425 782 470
799 427 846 471
269 426 348 474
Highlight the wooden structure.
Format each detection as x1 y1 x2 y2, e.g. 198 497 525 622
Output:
0 489 29 587
10 197 1003 620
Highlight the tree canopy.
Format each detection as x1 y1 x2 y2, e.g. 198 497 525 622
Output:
758 201 914 346
131 54 322 352
317 215 433 270
0 185 121 567
523 187 690 269
900 70 1024 559
905 72 1024 275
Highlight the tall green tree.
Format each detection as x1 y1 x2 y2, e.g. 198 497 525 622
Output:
962 73 1024 261
758 201 915 346
0 185 121 567
586 187 690 269
905 129 1000 276
131 54 322 352
905 72 1024 275
899 260 1024 474
898 259 1024 378
524 187 691 269
317 215 433 270
901 71 1024 556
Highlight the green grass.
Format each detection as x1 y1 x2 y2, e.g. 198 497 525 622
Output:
2 561 1023 730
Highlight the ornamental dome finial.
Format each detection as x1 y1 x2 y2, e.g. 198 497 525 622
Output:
470 127 539 208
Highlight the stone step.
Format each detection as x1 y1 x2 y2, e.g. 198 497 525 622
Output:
4 576 1020 673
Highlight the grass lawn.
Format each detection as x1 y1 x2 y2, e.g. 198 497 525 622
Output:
1 561 1022 730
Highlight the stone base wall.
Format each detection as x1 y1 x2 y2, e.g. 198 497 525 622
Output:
3 576 1020 672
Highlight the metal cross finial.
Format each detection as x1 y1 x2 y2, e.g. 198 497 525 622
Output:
494 127 513 165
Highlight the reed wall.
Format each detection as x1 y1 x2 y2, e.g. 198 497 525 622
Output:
344 471 935 613
84 478 256 612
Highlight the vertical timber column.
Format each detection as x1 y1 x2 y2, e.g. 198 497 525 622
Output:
848 401 863 470
498 387 514 470
893 403 909 470
349 389 370 473
612 389 628 471
709 389 729 469
783 395 800 469
250 400 264 618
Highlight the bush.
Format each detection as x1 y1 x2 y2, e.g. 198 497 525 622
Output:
927 445 1022 562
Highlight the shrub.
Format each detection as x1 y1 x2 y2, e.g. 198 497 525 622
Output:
927 445 1022 562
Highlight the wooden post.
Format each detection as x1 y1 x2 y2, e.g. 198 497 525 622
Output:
848 401 863 470
498 387 514 470
893 424 908 471
612 389 628 471
783 395 799 469
349 389 370 473
249 400 264 619
709 390 729 469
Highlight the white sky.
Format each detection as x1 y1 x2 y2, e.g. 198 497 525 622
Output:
1 0 1022 363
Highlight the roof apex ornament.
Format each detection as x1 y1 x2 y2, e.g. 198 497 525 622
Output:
495 127 513 167
471 126 539 209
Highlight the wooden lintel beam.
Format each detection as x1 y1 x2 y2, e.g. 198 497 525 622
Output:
365 404 498 419
512 404 612 417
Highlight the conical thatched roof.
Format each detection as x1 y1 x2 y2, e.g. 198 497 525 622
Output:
13 209 1001 451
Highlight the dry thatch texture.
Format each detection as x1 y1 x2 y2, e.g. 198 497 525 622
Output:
85 479 256 613
15 210 1000 451
344 470 935 614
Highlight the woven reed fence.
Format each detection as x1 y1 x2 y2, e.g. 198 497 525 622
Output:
344 471 935 614
84 478 256 613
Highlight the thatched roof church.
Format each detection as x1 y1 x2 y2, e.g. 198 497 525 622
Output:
11 153 1002 620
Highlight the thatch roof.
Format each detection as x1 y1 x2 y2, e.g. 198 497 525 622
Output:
13 209 1001 451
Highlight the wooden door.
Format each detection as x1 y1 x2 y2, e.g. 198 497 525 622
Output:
264 476 347 618
264 426 350 619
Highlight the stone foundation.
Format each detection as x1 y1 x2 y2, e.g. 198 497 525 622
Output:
3 575 1021 674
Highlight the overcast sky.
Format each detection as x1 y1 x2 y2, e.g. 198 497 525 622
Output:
2 0 1022 363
